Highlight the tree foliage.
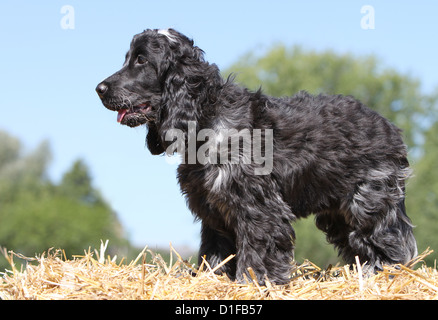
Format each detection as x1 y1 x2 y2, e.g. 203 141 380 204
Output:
406 121 438 260
0 133 128 270
224 45 438 266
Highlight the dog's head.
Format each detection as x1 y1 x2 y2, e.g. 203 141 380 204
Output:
96 28 204 154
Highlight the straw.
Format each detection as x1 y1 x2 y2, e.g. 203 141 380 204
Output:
1 245 436 300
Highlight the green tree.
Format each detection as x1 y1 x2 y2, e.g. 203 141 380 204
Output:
406 121 438 264
0 131 129 270
0 133 51 204
59 159 105 206
224 45 438 266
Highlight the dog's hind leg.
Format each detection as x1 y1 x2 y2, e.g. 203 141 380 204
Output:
315 209 354 263
346 201 417 272
324 166 418 271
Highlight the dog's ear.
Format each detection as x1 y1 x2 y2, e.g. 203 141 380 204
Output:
156 29 205 82
157 29 210 139
146 123 165 155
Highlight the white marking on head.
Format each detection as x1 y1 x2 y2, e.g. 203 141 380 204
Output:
157 28 177 42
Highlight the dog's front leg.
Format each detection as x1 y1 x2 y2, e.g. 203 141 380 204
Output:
233 198 296 286
198 222 237 280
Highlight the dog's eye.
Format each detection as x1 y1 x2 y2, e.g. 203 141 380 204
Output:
136 55 148 65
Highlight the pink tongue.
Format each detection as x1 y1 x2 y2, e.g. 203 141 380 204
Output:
117 109 127 123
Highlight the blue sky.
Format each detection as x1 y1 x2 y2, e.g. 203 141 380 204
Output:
1 1 437 251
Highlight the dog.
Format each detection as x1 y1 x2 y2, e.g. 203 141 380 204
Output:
96 28 418 285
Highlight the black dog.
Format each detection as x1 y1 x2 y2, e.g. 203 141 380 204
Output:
96 28 417 285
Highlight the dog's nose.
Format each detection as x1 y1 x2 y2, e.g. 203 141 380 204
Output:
96 82 108 96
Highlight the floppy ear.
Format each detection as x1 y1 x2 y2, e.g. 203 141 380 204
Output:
156 29 204 84
157 29 222 142
146 123 165 155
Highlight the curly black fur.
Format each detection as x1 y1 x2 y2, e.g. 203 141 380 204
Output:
96 28 418 285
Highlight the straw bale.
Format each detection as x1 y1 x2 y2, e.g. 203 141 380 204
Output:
1 244 437 300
